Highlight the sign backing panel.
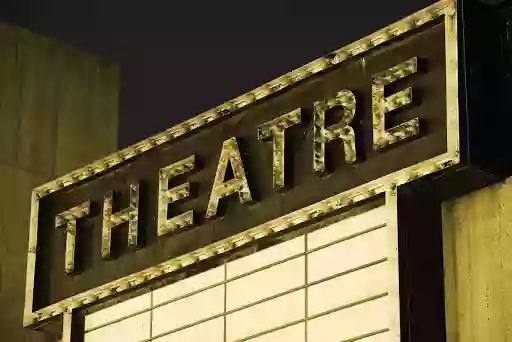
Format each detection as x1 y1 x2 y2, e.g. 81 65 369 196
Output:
24 0 459 329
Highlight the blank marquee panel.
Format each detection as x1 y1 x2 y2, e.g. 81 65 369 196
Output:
83 205 400 342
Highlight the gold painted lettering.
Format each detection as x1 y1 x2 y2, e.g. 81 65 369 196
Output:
206 138 252 218
372 57 419 150
158 155 195 236
55 202 90 274
102 184 139 259
258 109 301 190
313 89 357 173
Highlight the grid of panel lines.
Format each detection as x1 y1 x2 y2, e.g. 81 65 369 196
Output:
83 205 400 342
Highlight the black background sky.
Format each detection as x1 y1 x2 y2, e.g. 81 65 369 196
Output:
1 0 438 147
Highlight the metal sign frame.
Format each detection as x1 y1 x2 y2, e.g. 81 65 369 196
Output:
23 0 459 332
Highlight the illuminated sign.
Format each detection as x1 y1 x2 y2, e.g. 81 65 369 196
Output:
25 0 464 333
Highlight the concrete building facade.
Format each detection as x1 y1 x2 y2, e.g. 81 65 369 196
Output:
0 23 119 341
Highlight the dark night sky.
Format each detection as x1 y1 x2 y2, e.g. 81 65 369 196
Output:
1 0 437 147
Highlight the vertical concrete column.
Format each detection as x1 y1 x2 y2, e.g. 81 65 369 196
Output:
0 23 119 341
442 178 512 342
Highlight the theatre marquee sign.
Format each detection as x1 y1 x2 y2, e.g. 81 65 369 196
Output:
25 0 463 330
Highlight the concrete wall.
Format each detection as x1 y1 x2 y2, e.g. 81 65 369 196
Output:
443 178 512 342
0 23 119 341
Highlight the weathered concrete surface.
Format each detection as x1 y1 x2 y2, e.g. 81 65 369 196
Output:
0 23 119 341
443 178 512 342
